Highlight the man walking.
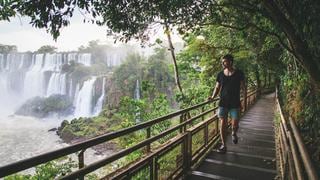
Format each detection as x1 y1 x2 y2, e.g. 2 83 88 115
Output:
209 54 246 153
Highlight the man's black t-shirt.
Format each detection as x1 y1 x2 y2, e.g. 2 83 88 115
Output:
217 69 244 108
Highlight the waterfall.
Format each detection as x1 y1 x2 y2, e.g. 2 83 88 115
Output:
0 54 4 71
105 48 126 67
23 54 45 99
42 53 63 72
74 77 97 118
73 83 80 106
68 78 73 98
78 53 91 66
0 52 107 118
93 77 106 116
46 73 67 96
134 79 141 123
134 79 140 100
67 53 77 64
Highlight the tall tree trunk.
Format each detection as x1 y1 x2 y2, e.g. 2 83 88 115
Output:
165 23 184 96
262 0 320 90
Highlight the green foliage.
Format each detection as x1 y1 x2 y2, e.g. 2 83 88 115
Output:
175 84 211 108
0 44 17 53
175 25 280 108
2 0 320 88
4 159 76 180
58 116 111 142
36 45 57 53
0 1 18 21
112 49 175 100
115 94 172 155
15 95 73 118
113 53 144 95
157 144 182 179
61 59 100 84
279 58 320 174
116 94 171 132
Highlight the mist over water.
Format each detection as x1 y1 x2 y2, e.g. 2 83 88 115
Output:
0 52 107 117
0 52 121 170
0 115 65 166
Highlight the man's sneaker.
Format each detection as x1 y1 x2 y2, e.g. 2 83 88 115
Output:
232 134 238 144
216 145 227 153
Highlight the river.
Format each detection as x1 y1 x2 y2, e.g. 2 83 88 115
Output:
0 115 107 176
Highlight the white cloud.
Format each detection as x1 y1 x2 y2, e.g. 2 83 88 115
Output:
0 15 183 52
0 18 110 52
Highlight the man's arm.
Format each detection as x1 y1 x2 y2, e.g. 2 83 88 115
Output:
210 82 221 99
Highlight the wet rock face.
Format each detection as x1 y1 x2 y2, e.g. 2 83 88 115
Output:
15 94 73 118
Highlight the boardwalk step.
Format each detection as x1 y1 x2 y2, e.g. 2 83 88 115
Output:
239 122 274 129
190 159 276 180
238 128 274 135
206 151 276 170
236 131 275 140
187 94 277 180
189 171 236 180
226 144 275 157
225 136 275 148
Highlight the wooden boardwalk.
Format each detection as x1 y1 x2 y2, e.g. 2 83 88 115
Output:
188 94 277 180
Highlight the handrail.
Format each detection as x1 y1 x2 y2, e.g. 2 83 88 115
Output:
61 107 217 179
0 85 266 179
275 88 318 180
0 98 216 177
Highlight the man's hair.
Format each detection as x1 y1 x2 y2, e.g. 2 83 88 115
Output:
222 54 234 63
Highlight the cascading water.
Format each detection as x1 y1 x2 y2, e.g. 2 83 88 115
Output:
74 77 97 118
105 48 127 67
0 49 127 168
93 77 106 116
24 54 45 99
46 73 67 96
134 79 141 123
134 79 140 100
78 53 92 66
0 52 101 118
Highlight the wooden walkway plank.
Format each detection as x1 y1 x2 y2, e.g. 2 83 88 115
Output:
188 94 277 180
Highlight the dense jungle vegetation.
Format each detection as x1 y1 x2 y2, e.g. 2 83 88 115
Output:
1 0 319 178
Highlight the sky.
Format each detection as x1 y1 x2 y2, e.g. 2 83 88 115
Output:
0 12 183 52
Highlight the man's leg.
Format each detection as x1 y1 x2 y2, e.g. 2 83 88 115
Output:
220 117 228 146
217 107 228 153
230 108 240 144
232 119 239 134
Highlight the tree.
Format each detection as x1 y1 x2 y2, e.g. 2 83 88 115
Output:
37 45 57 53
2 0 319 89
0 44 17 53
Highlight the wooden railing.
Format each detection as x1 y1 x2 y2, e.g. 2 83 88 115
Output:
0 88 261 179
275 88 318 180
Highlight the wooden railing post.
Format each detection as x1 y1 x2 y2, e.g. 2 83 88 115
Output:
276 90 319 180
0 98 236 179
204 122 209 145
201 107 205 121
147 127 151 153
151 157 155 180
244 86 248 111
186 131 192 171
180 114 185 133
154 157 158 180
78 149 86 180
289 117 319 180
